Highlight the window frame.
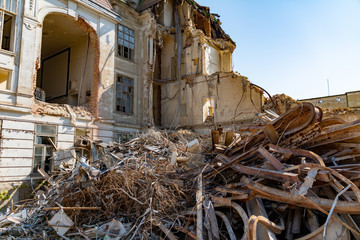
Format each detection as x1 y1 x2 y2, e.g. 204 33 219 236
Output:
33 124 57 174
74 128 93 159
0 67 11 90
117 24 135 61
115 74 134 115
0 0 17 52
202 97 215 123
114 132 134 144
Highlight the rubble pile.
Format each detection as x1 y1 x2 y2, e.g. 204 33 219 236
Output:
0 130 210 239
263 94 300 115
322 107 360 123
205 102 360 239
2 103 360 239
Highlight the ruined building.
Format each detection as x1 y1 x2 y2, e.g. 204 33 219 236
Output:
0 0 263 189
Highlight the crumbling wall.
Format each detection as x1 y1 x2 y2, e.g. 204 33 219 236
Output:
110 3 156 128
156 0 173 27
161 73 263 130
323 108 360 122
263 94 300 115
140 14 157 126
203 43 220 75
91 16 113 119
160 35 175 80
155 0 262 130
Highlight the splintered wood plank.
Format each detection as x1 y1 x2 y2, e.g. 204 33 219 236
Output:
292 207 302 234
306 209 319 232
269 144 325 166
302 121 360 149
297 168 318 196
211 130 220 150
211 196 232 206
196 174 204 240
224 131 234 146
215 186 249 195
258 146 285 171
242 177 360 214
203 198 220 240
263 124 279 144
43 207 101 211
217 154 300 183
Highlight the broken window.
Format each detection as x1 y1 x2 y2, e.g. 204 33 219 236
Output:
74 128 93 159
117 24 134 60
0 68 10 90
75 128 93 138
114 132 134 144
0 0 16 51
116 75 134 114
203 97 215 123
33 125 57 173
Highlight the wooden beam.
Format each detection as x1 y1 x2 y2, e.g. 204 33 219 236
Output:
258 146 285 170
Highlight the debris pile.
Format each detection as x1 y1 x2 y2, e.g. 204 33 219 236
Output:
31 101 92 119
322 107 360 123
205 102 360 239
2 102 360 239
0 130 210 239
263 93 300 115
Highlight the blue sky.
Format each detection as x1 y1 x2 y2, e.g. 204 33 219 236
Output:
195 0 360 100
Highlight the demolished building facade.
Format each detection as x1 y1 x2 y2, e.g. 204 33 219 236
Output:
0 0 263 192
3 1 360 238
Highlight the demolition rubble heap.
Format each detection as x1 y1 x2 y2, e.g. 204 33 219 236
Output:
2 103 360 239
263 94 300 115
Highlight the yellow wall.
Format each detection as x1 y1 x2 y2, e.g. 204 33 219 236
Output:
347 92 360 108
301 90 360 109
0 68 9 90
